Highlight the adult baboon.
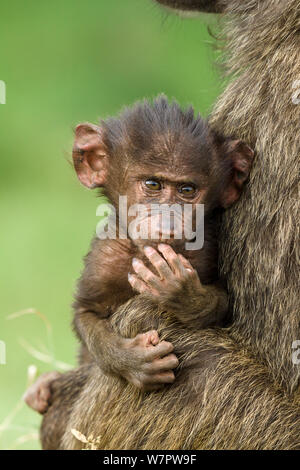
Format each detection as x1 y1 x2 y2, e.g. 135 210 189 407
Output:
41 0 300 449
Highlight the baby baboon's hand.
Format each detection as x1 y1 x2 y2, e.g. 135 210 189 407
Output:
128 244 228 327
23 371 61 414
128 244 203 309
121 330 178 391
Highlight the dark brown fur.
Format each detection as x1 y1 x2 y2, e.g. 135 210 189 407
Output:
69 96 254 382
41 0 300 449
24 98 250 430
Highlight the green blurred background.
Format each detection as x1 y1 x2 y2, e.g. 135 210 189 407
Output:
0 0 222 449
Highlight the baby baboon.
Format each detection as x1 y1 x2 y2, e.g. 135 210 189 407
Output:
26 96 253 422
70 97 252 392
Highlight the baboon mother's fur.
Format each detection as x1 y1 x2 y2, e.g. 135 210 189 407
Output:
41 0 300 449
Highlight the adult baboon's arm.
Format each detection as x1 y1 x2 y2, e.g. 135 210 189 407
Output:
155 0 225 14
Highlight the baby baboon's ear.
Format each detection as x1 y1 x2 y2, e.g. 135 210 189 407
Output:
220 140 254 208
72 123 108 188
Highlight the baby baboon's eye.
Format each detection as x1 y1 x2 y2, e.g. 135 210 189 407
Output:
178 184 196 196
145 179 162 191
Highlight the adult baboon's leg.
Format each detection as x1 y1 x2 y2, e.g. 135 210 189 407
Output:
40 365 92 450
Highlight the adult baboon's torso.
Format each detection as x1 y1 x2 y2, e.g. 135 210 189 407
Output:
211 0 300 393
